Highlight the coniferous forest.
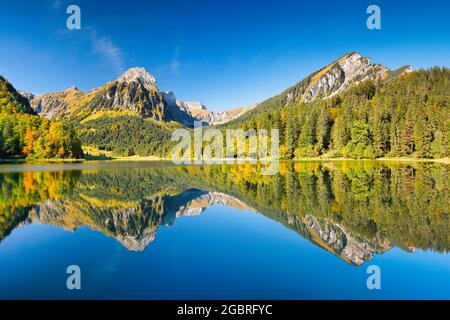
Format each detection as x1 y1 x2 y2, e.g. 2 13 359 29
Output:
223 68 450 159
0 68 449 160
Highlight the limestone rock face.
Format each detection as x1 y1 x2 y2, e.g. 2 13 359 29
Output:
247 52 417 123
176 101 207 112
302 52 390 103
175 191 253 218
28 68 167 120
186 105 257 126
117 67 156 87
162 90 255 126
26 67 252 125
29 86 84 119
175 100 256 126
30 199 160 252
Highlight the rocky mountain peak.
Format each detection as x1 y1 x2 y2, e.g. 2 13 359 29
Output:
176 101 207 111
117 67 156 85
301 52 389 102
18 90 35 102
343 51 362 61
65 85 79 92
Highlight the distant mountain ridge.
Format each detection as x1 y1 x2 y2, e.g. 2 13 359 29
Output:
21 52 412 127
23 68 254 126
164 94 257 126
14 51 444 159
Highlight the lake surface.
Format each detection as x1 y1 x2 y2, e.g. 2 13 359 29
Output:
0 161 448 299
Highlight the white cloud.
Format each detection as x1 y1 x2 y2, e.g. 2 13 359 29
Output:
51 0 62 9
89 31 125 74
170 47 181 75
56 26 125 74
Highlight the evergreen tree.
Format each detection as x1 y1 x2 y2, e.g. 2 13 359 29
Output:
413 117 432 158
316 107 331 151
331 115 349 151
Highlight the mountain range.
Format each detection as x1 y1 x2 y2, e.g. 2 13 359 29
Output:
19 52 411 126
21 67 255 126
2 51 448 160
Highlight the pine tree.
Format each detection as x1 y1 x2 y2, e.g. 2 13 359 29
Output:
285 116 297 159
2 120 19 156
399 120 414 155
298 113 317 147
316 107 331 152
413 117 432 158
331 115 350 151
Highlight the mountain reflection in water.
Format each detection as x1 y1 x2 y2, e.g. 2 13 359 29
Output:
0 161 448 266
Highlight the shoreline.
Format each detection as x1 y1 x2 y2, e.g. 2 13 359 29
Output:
287 157 450 164
0 156 448 165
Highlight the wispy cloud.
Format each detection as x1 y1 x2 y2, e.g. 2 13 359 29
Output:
54 25 125 75
170 47 181 75
90 32 125 74
51 0 62 10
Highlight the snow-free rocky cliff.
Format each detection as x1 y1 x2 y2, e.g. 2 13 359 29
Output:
163 92 256 126
301 52 390 103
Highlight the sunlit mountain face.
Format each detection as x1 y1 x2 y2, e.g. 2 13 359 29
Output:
1 162 448 266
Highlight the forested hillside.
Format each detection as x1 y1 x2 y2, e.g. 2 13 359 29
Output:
0 76 82 159
2 65 449 160
222 68 449 159
73 114 178 157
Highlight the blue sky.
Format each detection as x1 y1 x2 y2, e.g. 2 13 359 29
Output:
0 0 449 111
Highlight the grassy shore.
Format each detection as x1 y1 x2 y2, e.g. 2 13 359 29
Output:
1 154 448 165
98 156 450 164
375 157 449 164
288 157 450 164
82 146 167 161
0 158 85 164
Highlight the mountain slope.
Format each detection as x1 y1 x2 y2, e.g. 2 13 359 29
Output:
23 53 412 127
228 52 410 124
22 68 184 157
26 68 254 127
29 68 168 121
16 52 446 159
0 76 82 159
76 114 179 157
0 76 36 114
222 67 449 159
30 86 84 119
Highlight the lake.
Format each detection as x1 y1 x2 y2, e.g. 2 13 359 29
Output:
0 161 448 299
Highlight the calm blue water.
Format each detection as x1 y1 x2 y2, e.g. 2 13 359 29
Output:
0 162 448 299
